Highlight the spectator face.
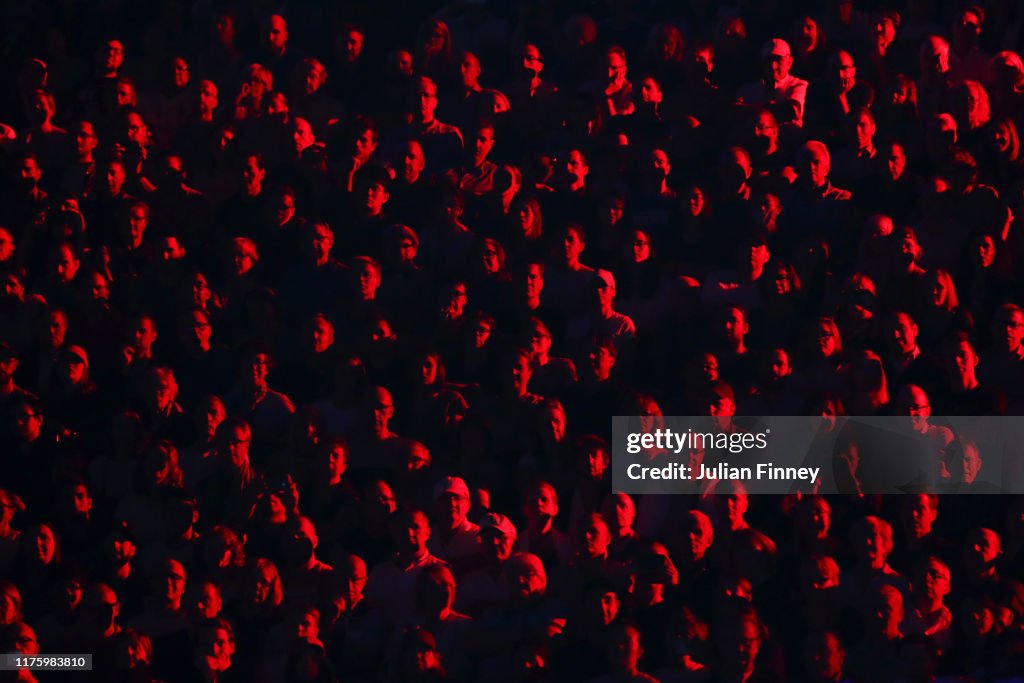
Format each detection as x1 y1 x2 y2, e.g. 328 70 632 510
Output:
130 317 157 356
606 51 627 89
524 263 544 300
127 204 147 245
354 262 382 299
99 163 124 198
606 494 635 534
520 44 543 77
868 588 903 637
962 443 981 484
680 513 713 563
798 499 830 539
303 62 324 95
610 626 642 672
364 182 389 215
853 110 875 149
266 15 287 51
437 486 469 530
293 118 314 152
714 490 748 531
727 617 762 671
416 80 438 122
403 141 425 182
964 528 1000 574
994 308 1024 351
310 316 334 353
126 112 147 147
483 525 515 562
719 307 748 348
0 228 12 263
587 343 615 381
53 244 79 283
562 228 584 263
201 626 234 672
195 583 222 619
582 516 611 558
835 51 855 91
30 525 56 565
159 560 187 604
17 156 41 188
225 425 251 469
75 122 98 158
856 520 891 569
901 495 938 540
889 312 918 354
582 444 609 479
804 633 843 682
12 402 43 442
640 77 662 104
100 40 124 74
46 311 67 349
753 111 778 151
242 156 265 194
801 147 830 187
60 351 86 386
914 558 950 602
0 587 19 625
460 52 481 88
199 397 225 441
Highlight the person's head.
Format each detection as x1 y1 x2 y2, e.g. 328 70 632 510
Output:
901 494 939 541
0 583 21 625
993 304 1024 353
762 38 793 81
640 75 663 106
51 241 80 284
606 46 628 88
25 524 58 566
865 584 903 639
114 627 152 670
412 76 438 123
798 141 831 187
586 335 617 382
964 527 1001 575
717 602 764 672
912 556 951 605
580 512 612 559
292 117 315 153
592 269 616 313
241 153 266 195
218 417 252 471
583 579 620 626
193 581 223 620
608 622 643 673
433 476 470 531
98 38 124 76
196 617 235 673
803 631 845 682
577 435 609 479
479 513 517 562
247 558 283 608
264 13 288 52
793 16 819 53
886 310 919 355
796 496 831 541
675 510 713 564
601 493 636 536
400 139 426 184
852 516 894 570
358 167 390 216
850 107 876 150
151 558 186 606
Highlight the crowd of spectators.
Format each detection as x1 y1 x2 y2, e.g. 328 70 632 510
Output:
1 0 1024 680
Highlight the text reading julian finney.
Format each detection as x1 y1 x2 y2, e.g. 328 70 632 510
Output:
622 427 820 485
